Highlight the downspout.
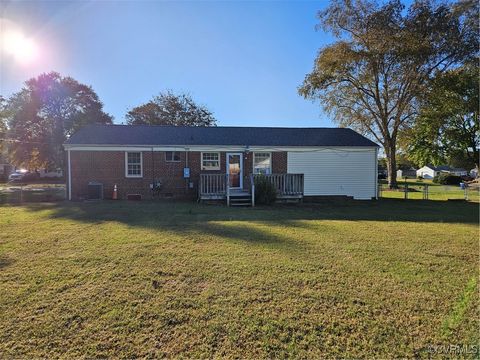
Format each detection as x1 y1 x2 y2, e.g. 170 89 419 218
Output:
375 147 378 199
67 149 72 201
151 147 155 199
185 148 189 194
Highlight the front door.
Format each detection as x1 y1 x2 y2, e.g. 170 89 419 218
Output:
227 153 243 189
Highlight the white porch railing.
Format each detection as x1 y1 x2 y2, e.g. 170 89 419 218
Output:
250 174 255 207
199 174 227 197
199 173 304 203
253 173 304 197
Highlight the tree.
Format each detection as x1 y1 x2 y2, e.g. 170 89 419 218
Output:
407 64 479 170
299 0 478 188
126 91 216 126
6 72 112 170
0 96 8 159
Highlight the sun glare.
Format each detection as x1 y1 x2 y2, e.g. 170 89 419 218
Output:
3 30 38 64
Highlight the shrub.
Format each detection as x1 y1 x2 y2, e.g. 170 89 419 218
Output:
434 173 462 185
417 176 423 180
254 175 277 205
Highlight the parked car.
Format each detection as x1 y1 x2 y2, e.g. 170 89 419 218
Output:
8 170 39 182
8 171 28 182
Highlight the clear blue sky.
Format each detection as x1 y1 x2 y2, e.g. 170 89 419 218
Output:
1 1 335 127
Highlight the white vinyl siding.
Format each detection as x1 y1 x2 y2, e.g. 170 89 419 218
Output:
287 148 376 200
416 166 436 179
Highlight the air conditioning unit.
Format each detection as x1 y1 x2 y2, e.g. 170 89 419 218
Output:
87 181 103 200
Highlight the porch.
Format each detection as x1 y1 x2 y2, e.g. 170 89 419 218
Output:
198 173 304 206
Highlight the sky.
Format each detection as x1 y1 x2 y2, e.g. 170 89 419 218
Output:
0 0 335 127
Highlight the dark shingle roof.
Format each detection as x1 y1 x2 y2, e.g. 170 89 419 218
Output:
426 164 452 171
65 124 379 147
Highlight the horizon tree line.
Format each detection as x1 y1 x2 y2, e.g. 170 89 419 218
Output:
1 0 478 181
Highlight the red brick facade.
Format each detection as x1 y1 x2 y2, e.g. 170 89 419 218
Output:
69 150 287 200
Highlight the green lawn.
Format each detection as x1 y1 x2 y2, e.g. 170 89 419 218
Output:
379 179 480 202
0 200 478 358
0 183 66 203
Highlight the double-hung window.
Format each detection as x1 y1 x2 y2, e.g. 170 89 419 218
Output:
125 152 142 177
201 152 220 170
253 152 271 175
165 151 181 162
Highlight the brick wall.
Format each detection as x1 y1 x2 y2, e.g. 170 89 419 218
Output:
69 150 288 200
272 152 287 173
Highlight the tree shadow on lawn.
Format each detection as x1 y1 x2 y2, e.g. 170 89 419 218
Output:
4 199 476 258
0 256 14 270
16 197 479 226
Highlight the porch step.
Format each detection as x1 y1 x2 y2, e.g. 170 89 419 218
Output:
229 194 252 207
230 202 252 206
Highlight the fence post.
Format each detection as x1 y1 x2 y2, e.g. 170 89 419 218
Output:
404 182 408 200
464 185 468 201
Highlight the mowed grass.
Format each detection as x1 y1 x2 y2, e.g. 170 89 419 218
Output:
379 179 480 202
0 200 478 358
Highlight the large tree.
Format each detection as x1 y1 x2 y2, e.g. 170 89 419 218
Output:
407 63 479 170
299 0 478 188
126 91 216 126
0 96 8 159
6 72 112 170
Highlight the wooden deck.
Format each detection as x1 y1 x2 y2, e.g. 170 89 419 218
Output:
199 173 304 206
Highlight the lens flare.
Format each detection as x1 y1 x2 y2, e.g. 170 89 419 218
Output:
3 30 38 64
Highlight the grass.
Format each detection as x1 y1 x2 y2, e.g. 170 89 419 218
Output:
380 178 437 186
379 179 480 202
380 185 480 202
0 200 478 358
0 183 65 203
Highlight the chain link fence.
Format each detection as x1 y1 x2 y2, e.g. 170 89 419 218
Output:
0 183 66 204
379 182 479 202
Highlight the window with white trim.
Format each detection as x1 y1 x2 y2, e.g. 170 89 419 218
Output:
165 151 181 162
253 152 271 174
125 152 142 177
201 152 220 170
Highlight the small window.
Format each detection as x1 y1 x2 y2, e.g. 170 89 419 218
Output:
253 152 271 175
202 152 220 170
125 152 142 177
165 151 181 162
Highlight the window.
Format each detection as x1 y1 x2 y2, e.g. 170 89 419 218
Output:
201 152 220 170
253 152 271 174
165 151 181 162
125 152 142 177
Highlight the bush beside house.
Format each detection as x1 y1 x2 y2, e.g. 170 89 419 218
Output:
254 176 277 205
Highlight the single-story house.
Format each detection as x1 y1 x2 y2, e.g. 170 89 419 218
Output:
64 125 379 204
417 165 451 179
417 165 468 179
397 168 417 178
39 169 64 178
450 168 468 177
